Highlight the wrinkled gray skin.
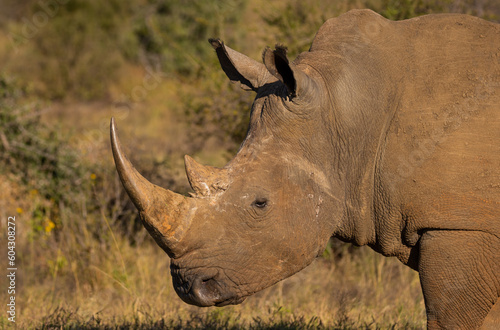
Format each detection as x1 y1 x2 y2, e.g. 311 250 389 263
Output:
111 10 500 329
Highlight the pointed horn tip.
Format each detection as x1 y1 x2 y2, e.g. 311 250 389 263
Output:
109 117 136 190
184 154 196 169
110 117 123 156
110 117 117 139
184 154 205 175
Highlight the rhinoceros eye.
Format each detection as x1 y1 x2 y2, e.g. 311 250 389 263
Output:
253 198 268 209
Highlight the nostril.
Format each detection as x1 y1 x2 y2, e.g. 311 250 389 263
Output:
196 277 216 292
191 277 221 306
171 269 238 307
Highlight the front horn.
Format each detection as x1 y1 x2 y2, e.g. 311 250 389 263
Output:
110 118 195 257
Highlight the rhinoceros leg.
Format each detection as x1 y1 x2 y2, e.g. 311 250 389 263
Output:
418 230 500 329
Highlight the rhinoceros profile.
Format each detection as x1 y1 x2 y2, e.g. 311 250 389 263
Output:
111 9 500 329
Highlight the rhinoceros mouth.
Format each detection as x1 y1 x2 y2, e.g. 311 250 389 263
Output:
214 295 246 307
171 266 245 307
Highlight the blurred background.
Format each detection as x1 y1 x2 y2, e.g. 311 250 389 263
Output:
0 0 498 328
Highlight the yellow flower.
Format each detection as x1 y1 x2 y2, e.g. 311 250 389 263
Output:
16 207 23 214
45 220 56 233
30 189 38 196
90 173 97 180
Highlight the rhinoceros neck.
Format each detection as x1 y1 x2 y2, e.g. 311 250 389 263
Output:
303 11 406 258
315 11 500 268
309 60 399 249
331 102 398 248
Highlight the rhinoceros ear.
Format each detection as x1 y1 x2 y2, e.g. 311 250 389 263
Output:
263 45 317 99
184 155 229 197
209 38 269 91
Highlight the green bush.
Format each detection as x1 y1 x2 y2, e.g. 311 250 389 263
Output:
378 0 500 20
379 0 450 20
262 0 338 58
133 0 248 77
0 75 89 235
182 71 253 156
6 0 136 100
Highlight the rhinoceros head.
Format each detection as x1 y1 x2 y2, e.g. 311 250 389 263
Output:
111 39 338 307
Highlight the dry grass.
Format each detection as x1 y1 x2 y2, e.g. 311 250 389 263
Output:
4 232 425 329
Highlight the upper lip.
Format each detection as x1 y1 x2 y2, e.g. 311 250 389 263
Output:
170 261 249 307
171 265 224 306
